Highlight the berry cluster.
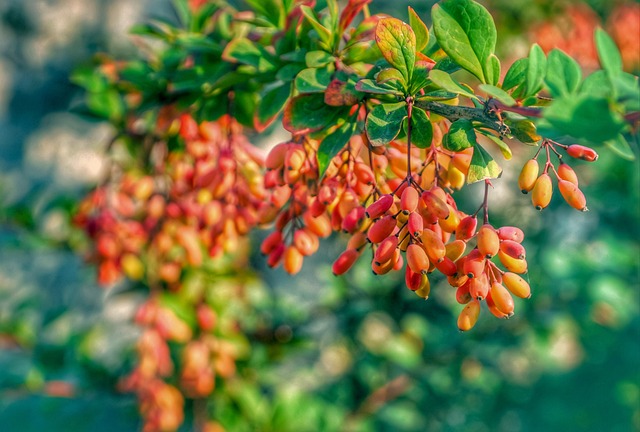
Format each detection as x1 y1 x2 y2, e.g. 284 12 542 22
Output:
519 141 598 211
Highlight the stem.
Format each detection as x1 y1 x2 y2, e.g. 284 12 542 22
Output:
488 99 543 118
406 97 414 183
482 180 491 225
414 100 508 135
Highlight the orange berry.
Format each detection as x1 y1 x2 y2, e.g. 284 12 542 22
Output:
557 162 578 185
405 266 422 291
347 232 368 250
438 207 460 233
267 243 285 268
368 215 397 244
498 250 528 274
400 186 420 214
456 281 472 304
265 142 291 170
294 229 318 256
469 273 489 300
567 144 598 162
372 249 398 275
283 245 304 275
532 173 552 210
421 228 446 263
458 300 481 331
354 162 375 185
558 179 588 211
421 190 450 219
365 195 393 219
342 206 365 233
332 248 359 275
497 226 524 243
304 212 332 238
445 239 467 261
477 224 500 258
407 243 430 274
500 240 526 260
261 230 283 255
374 235 399 265
414 274 431 299
455 216 477 241
518 159 539 193
486 292 509 319
490 282 514 315
463 250 485 278
435 256 457 276
407 212 424 237
502 272 531 298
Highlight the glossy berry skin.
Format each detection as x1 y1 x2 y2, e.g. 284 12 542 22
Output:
457 300 481 332
332 249 359 275
407 243 430 274
502 272 531 298
532 173 553 210
477 224 500 258
518 159 539 193
558 179 588 211
490 282 515 315
567 144 598 162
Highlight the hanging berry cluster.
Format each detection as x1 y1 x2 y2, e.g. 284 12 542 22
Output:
70 0 637 429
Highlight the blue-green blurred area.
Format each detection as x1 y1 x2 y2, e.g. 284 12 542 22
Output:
0 0 638 431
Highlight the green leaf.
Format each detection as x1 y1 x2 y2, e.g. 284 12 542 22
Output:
544 94 626 143
233 90 258 128
429 69 478 100
604 134 636 161
377 68 405 84
433 57 462 75
485 54 501 86
295 67 332 93
612 72 640 111
300 6 332 49
408 7 429 52
70 66 108 93
505 118 541 144
595 28 623 78
479 131 512 160
283 94 346 133
222 38 276 72
432 0 497 83
305 50 335 68
317 120 358 177
416 90 458 102
467 144 502 184
545 49 582 97
580 70 613 98
366 102 407 146
408 107 433 148
375 17 416 82
443 119 476 151
86 90 124 122
479 84 516 106
502 57 528 91
355 78 403 96
255 83 291 131
526 44 546 97
275 63 306 81
409 55 436 95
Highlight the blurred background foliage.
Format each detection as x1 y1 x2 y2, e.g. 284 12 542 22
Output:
0 0 638 431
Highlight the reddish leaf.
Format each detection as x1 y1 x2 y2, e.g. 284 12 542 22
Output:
339 0 372 34
324 79 360 106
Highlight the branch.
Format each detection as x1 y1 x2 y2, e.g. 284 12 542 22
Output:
415 100 508 135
